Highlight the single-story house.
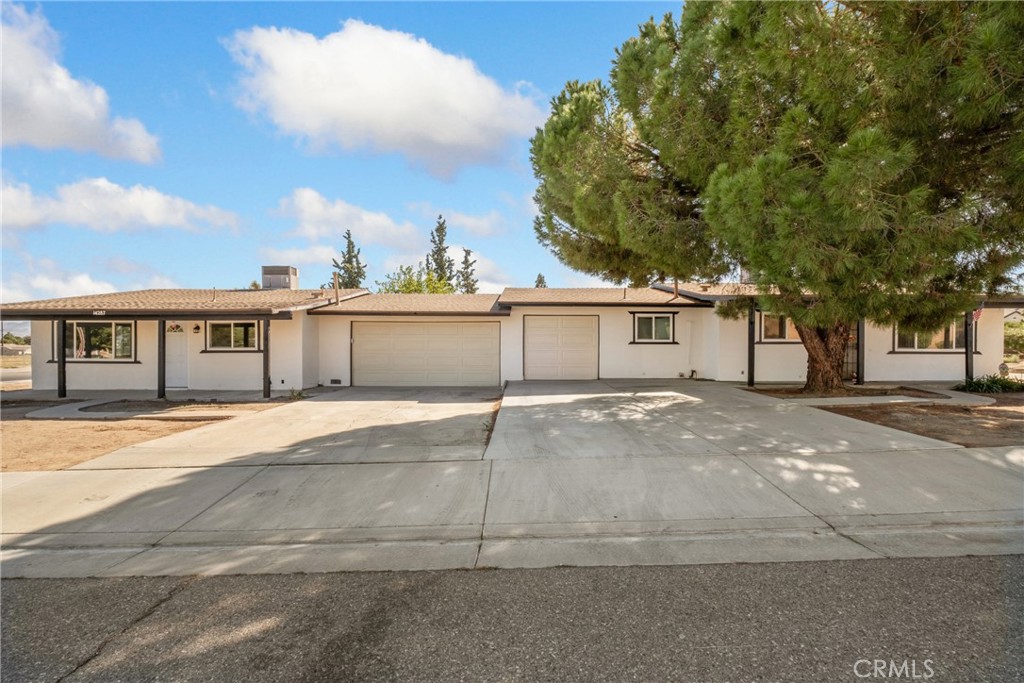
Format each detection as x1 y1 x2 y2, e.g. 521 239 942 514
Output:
1 267 1019 397
1006 309 1023 323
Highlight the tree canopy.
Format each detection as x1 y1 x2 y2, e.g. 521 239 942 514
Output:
456 248 479 294
425 215 456 288
375 214 480 294
531 1 1024 391
330 229 367 289
375 263 455 294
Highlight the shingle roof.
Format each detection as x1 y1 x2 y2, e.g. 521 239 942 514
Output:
313 293 506 316
0 288 366 318
497 288 708 307
652 282 763 302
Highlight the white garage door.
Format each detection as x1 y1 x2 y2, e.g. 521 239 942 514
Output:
524 316 599 380
352 322 500 386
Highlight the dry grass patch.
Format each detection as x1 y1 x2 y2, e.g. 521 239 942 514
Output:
1 402 219 471
824 393 1024 448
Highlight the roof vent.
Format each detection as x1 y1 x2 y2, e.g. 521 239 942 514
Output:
700 284 711 292
262 266 298 290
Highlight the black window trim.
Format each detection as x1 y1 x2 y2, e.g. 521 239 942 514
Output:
51 320 138 363
203 320 262 352
628 311 679 344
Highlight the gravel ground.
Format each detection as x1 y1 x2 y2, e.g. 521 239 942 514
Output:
3 556 1022 683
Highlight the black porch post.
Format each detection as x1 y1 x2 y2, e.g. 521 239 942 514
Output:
262 317 271 399
747 301 756 387
157 319 166 399
964 311 975 381
856 319 866 385
57 318 67 398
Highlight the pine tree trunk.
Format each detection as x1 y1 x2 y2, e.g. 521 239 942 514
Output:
795 322 851 395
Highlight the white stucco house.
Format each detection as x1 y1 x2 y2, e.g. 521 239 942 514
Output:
1 267 1016 397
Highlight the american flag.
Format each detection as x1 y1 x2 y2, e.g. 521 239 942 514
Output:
972 306 984 322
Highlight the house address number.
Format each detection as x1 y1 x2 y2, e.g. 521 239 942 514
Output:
92 310 106 316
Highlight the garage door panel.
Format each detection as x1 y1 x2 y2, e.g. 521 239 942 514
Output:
524 316 598 380
353 322 500 386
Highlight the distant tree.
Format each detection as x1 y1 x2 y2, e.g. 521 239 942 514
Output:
534 273 548 288
248 280 260 290
425 215 456 288
456 249 479 294
2 332 27 345
376 263 455 294
330 229 367 288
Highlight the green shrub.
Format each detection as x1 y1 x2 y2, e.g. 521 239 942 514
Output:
954 374 1024 393
1006 322 1024 354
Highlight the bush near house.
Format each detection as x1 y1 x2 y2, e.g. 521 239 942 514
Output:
955 374 1024 393
1005 322 1024 355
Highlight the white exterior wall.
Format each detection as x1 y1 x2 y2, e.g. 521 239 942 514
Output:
302 313 320 389
181 320 263 391
503 307 708 381
863 310 1003 381
30 320 159 391
265 316 309 391
711 307 1004 383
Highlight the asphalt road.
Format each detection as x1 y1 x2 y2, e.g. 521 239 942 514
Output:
0 366 31 382
3 556 1021 683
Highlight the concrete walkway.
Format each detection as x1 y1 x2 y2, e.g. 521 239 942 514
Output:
2 381 1021 577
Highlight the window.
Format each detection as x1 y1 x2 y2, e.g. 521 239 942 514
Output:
762 314 801 342
208 322 259 350
895 319 974 351
634 314 673 343
59 322 134 360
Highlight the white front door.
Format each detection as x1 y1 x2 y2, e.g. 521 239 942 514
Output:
165 322 188 388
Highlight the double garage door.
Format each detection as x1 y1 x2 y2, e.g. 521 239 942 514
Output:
351 317 599 386
352 321 500 386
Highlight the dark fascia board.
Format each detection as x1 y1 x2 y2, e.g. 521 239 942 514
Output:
985 295 1024 307
0 310 296 321
309 308 510 317
651 282 1024 307
496 300 712 308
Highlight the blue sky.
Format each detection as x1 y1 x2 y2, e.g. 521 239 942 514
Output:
2 1 679 304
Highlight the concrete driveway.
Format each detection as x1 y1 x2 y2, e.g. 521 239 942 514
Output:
3 381 1021 577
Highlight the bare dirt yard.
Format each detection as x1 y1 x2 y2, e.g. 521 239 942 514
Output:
1 400 274 471
748 385 950 400
824 393 1024 448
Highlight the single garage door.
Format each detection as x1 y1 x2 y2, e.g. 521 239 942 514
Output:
352 321 500 386
524 315 599 380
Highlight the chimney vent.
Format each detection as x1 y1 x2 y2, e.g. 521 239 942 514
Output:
262 266 299 290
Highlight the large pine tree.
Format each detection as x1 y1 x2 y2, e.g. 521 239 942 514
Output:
532 1 1024 392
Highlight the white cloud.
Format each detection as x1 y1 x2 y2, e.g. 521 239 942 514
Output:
2 258 117 303
409 202 505 237
2 178 238 232
98 257 180 290
260 244 339 266
227 19 544 177
279 188 421 248
1 4 160 163
446 245 510 293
